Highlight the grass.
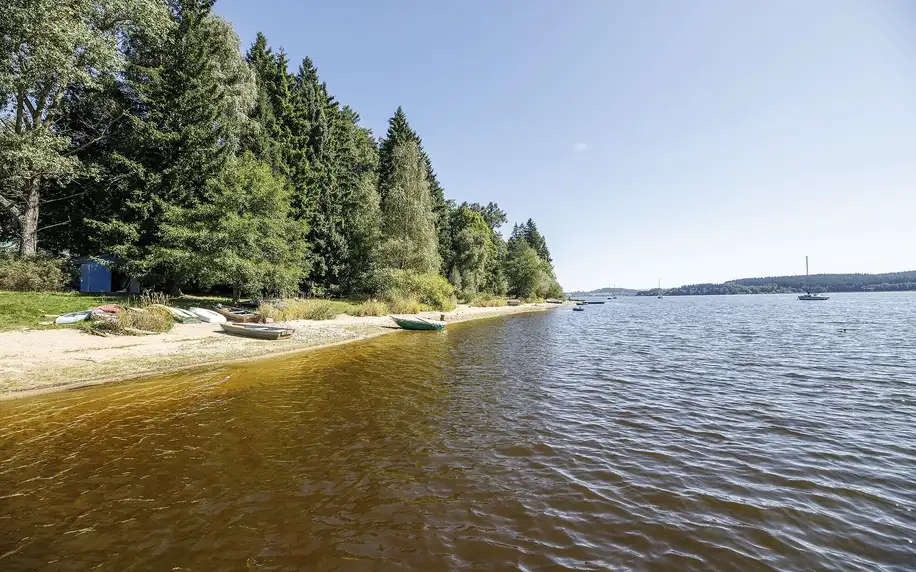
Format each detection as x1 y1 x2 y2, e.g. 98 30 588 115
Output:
467 294 508 307
0 291 124 331
258 299 356 321
349 299 389 317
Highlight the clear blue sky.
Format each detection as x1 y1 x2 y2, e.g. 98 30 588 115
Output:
215 0 916 291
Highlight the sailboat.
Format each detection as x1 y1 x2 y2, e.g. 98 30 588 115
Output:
657 279 663 299
798 256 829 301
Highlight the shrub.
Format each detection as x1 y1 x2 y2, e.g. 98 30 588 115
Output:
387 296 422 315
120 306 174 333
258 299 340 321
0 255 67 292
350 300 389 317
468 294 507 307
376 269 457 311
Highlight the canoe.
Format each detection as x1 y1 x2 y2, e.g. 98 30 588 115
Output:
151 305 202 324
220 322 293 340
189 307 227 324
214 306 261 323
390 315 446 331
55 310 92 325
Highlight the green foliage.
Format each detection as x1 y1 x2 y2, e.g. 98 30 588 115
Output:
467 294 507 307
0 0 170 255
349 299 389 317
257 299 344 321
151 154 309 300
119 306 174 333
378 141 440 274
0 291 122 331
0 254 67 292
506 242 563 299
386 296 422 315
447 207 493 298
6 8 564 302
376 269 456 311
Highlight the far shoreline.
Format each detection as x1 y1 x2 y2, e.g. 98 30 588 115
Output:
0 303 562 401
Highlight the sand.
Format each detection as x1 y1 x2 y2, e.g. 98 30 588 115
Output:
0 304 559 399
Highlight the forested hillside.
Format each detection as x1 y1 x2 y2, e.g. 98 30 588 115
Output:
637 271 916 296
0 0 562 302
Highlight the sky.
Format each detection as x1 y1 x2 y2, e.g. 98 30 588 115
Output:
214 0 916 291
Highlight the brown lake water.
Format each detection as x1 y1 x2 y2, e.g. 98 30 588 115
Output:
1 294 915 570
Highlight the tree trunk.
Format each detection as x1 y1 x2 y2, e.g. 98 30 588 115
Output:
18 183 40 257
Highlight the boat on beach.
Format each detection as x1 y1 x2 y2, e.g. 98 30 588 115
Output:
152 305 202 323
214 305 261 323
390 315 447 331
190 307 227 323
219 322 294 340
54 310 92 325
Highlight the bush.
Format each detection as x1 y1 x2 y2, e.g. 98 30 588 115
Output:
468 294 507 307
387 296 422 315
350 299 389 317
376 269 457 311
120 306 174 333
258 299 341 321
0 255 67 292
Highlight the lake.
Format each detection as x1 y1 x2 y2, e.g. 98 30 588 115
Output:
1 293 914 570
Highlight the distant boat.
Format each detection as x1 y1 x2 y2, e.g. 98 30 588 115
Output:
798 256 829 301
657 279 663 299
220 322 293 340
390 315 446 331
572 306 584 312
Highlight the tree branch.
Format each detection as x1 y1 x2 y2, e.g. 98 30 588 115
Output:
64 110 127 156
37 218 71 233
0 194 23 219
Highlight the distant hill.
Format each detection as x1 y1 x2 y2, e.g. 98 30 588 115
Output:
633 270 916 296
567 287 641 297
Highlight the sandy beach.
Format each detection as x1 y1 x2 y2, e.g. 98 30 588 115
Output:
0 303 559 399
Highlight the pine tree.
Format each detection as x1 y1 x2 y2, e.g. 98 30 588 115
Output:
85 0 256 286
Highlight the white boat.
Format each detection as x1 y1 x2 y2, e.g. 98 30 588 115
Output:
189 307 227 324
657 279 663 299
798 256 829 301
54 310 92 325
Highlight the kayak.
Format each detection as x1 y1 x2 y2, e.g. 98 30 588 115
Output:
55 310 92 325
189 307 227 324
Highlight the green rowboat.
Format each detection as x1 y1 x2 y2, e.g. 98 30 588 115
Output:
390 315 447 331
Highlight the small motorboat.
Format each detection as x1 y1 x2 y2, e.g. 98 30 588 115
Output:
572 307 584 312
55 310 92 325
390 315 446 331
220 323 293 340
214 305 261 323
798 293 829 301
189 307 227 323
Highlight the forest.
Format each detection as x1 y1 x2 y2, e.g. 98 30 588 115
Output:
637 270 916 296
0 0 563 306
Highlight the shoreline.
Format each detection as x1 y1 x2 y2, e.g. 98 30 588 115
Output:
0 303 560 401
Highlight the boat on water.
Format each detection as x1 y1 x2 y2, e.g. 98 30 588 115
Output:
214 305 261 323
657 279 664 299
220 322 293 340
572 306 584 312
390 315 446 331
798 256 829 301
189 307 227 324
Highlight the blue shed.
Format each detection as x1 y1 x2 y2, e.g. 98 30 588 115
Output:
77 257 113 293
